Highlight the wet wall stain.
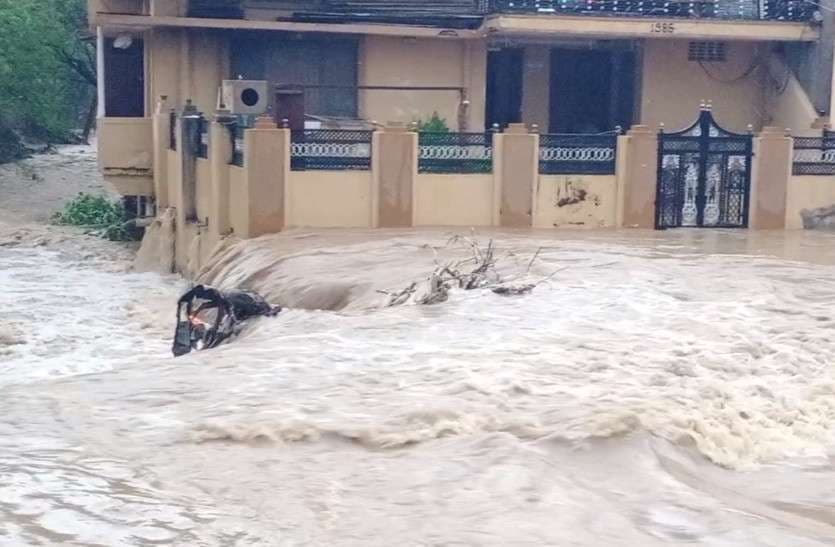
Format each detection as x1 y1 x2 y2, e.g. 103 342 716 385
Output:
554 177 600 208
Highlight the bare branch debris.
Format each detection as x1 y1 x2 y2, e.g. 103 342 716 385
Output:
379 236 560 307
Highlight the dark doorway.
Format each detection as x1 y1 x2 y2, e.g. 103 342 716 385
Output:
104 37 145 117
485 48 524 130
549 48 636 133
274 89 305 130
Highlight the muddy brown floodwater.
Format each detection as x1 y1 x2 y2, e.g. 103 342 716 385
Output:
2 148 835 546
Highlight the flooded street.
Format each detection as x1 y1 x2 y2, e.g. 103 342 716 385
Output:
2 147 835 546
3 218 835 545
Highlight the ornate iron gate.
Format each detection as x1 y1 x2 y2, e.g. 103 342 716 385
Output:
655 108 752 229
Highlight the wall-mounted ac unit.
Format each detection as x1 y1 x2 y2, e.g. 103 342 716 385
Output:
221 80 268 115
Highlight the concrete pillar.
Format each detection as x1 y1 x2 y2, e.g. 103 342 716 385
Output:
522 46 550 131
152 96 171 209
375 124 417 227
244 115 288 237
179 100 201 223
210 109 235 237
616 125 658 229
463 40 487 132
495 123 538 228
750 126 792 229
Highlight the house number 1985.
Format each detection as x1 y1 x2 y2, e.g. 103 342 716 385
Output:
650 22 675 33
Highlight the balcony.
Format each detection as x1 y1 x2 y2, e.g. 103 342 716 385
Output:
491 0 815 21
92 0 817 38
185 0 814 22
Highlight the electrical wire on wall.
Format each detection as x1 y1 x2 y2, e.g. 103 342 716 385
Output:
697 55 763 85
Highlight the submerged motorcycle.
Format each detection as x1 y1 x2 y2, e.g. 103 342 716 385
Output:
172 285 281 357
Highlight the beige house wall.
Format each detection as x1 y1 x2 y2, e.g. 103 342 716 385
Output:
785 176 835 229
287 171 373 228
188 30 228 113
146 28 226 115
360 36 486 131
414 174 494 226
148 29 184 109
534 175 618 228
641 40 765 132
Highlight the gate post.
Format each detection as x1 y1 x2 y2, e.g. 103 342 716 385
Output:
209 108 235 238
244 115 289 237
495 123 538 228
152 95 170 209
615 125 657 228
374 123 417 228
750 126 792 229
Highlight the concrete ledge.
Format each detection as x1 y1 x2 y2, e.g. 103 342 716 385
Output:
485 14 818 42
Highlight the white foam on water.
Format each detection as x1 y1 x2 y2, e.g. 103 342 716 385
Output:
2 228 835 545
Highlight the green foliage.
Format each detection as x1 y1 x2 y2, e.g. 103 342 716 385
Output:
0 0 94 141
416 112 450 133
52 193 138 241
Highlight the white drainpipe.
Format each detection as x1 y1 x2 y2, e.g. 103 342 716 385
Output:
97 26 105 118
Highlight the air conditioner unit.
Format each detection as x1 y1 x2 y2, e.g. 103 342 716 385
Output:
221 80 268 115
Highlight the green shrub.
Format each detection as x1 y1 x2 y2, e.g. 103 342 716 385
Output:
52 193 139 241
416 112 450 133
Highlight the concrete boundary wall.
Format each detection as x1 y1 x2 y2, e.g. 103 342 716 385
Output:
151 114 658 250
786 175 835 229
534 175 618 228
414 174 494 227
288 171 373 228
149 109 807 274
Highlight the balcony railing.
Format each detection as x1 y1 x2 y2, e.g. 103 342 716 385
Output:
490 0 814 21
793 133 835 176
539 133 618 175
186 0 814 21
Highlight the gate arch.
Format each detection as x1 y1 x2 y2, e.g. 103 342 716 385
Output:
655 108 753 229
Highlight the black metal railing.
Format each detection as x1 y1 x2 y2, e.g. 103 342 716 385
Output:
197 116 209 159
185 0 814 22
230 124 244 167
490 0 813 21
419 132 494 174
290 130 374 171
793 133 835 176
169 111 177 151
539 133 618 175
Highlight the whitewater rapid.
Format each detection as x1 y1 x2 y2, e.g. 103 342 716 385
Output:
2 226 835 546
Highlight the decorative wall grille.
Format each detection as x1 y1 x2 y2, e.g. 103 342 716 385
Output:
291 130 373 171
793 134 835 176
418 132 494 174
688 42 727 63
539 133 618 175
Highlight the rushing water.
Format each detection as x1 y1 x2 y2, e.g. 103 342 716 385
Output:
2 227 835 546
